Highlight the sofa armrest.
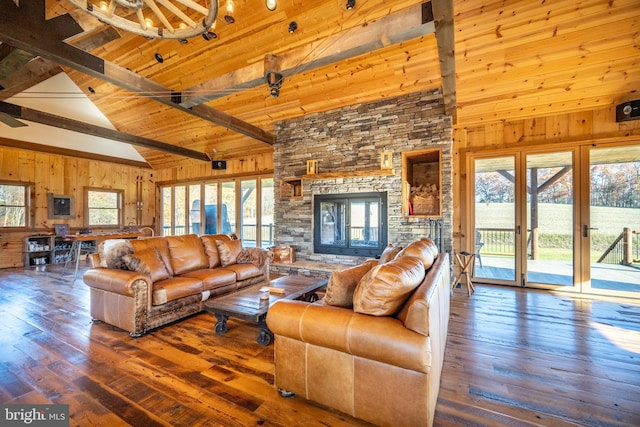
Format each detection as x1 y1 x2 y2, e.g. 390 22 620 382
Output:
267 300 431 373
83 268 151 297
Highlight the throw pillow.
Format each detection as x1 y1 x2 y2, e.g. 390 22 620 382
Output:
378 244 403 264
102 239 134 269
353 256 426 316
324 261 378 308
216 239 243 267
122 247 171 282
397 239 435 270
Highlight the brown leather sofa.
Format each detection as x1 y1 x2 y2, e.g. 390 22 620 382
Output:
83 233 270 337
266 239 450 427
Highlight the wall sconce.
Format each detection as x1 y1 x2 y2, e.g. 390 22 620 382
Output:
265 71 284 97
307 160 318 175
265 0 277 11
381 152 392 169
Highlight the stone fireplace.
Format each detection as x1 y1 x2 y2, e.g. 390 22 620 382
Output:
273 89 453 269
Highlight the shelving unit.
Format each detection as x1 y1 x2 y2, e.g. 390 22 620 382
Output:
402 148 442 218
23 235 96 266
53 236 74 264
24 236 53 266
280 178 303 198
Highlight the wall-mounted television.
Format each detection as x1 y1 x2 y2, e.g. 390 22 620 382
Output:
48 193 75 219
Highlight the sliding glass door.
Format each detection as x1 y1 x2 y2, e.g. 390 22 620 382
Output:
585 144 640 295
472 143 639 296
525 151 575 287
474 156 518 284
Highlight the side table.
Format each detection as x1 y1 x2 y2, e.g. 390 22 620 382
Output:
453 251 475 296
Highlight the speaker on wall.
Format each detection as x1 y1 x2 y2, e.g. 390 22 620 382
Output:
616 100 640 122
212 160 227 170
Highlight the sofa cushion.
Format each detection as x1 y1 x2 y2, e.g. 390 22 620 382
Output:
216 239 243 267
324 261 378 308
166 234 209 275
378 244 403 264
200 234 231 268
122 247 171 283
131 237 174 276
102 239 134 269
181 268 237 291
151 276 204 305
223 263 262 281
353 256 426 316
396 239 436 270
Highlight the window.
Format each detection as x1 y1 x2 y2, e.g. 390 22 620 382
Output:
86 188 123 227
0 182 30 228
160 176 274 247
314 192 388 257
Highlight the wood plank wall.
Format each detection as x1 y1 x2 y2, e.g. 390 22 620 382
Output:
0 146 155 268
153 153 273 183
452 105 640 255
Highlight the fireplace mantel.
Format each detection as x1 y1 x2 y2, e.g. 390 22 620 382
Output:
302 168 395 181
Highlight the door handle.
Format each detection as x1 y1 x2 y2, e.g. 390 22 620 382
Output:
583 224 598 237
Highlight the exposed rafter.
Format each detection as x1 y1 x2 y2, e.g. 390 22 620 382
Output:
0 101 210 161
0 0 275 146
179 3 437 108
431 0 456 123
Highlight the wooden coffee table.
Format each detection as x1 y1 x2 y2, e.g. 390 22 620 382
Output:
203 275 327 346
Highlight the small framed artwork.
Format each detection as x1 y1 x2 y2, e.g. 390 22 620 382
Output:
54 224 70 236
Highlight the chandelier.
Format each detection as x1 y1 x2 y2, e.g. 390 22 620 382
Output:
66 0 219 40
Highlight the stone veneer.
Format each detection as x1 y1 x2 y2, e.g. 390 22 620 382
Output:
273 89 453 268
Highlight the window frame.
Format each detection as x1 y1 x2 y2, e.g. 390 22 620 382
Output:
84 187 124 228
0 181 33 229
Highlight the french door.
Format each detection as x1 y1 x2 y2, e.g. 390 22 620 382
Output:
471 142 639 296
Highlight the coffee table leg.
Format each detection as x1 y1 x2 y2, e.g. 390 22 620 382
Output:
214 314 228 335
257 314 272 346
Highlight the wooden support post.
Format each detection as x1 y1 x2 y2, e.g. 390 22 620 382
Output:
623 227 631 265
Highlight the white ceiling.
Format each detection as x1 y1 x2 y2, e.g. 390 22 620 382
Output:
3 72 144 162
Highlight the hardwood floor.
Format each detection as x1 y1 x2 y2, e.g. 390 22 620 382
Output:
0 264 639 426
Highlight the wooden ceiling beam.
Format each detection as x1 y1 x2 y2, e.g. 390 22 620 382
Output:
0 136 151 169
0 101 211 161
0 0 274 146
179 3 436 108
431 0 456 123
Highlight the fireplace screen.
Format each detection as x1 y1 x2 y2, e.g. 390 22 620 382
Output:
314 192 387 257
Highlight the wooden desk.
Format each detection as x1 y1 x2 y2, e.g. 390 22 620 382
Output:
62 231 143 281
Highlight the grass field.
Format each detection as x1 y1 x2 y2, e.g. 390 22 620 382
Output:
476 203 639 262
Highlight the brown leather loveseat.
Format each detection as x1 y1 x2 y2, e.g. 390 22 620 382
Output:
266 238 450 426
83 233 270 337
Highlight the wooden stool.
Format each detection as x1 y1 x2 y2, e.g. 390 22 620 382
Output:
453 251 475 296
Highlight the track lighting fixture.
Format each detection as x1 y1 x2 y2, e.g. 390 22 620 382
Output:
346 0 356 10
288 21 298 33
265 0 277 11
224 0 235 23
265 71 284 98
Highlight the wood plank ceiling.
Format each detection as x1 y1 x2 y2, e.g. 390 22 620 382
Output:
0 0 638 170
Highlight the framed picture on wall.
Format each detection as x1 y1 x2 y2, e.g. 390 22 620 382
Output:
54 224 70 236
48 193 75 219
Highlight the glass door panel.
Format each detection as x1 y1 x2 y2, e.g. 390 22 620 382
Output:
260 178 274 248
525 151 574 287
474 156 517 283
240 179 257 247
221 181 236 234
588 145 640 295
